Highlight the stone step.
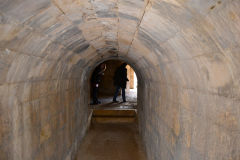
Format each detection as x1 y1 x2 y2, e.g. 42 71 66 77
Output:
93 109 136 117
92 109 137 123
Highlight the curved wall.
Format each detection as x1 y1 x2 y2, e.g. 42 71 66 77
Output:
0 0 240 159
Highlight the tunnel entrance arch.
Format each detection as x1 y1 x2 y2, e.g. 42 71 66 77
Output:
0 0 239 159
84 55 144 108
89 59 138 106
80 55 149 127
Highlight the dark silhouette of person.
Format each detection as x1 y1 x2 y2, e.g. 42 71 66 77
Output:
113 63 129 102
91 63 106 105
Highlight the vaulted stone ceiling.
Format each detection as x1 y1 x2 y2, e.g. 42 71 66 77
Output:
1 0 239 59
0 0 238 84
1 0 240 81
1 0 146 56
0 0 240 160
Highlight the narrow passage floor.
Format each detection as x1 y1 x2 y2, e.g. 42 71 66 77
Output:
75 122 146 160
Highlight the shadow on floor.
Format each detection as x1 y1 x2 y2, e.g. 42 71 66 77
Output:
90 89 137 110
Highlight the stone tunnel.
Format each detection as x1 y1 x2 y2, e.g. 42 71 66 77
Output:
0 0 240 159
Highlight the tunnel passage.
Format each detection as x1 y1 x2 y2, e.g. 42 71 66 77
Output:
89 60 138 105
0 0 240 160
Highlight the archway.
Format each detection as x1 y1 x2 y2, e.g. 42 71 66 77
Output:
89 59 138 106
0 0 239 160
73 57 147 160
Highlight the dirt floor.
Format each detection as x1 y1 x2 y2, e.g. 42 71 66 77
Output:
75 123 146 160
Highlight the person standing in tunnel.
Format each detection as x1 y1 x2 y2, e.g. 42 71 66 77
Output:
113 63 129 103
91 63 106 105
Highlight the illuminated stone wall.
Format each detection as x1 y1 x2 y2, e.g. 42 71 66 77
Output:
0 0 239 159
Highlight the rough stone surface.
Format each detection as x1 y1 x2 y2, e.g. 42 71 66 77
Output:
0 0 240 160
75 123 146 160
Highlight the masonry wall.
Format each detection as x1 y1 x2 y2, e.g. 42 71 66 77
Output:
0 48 91 160
0 0 240 160
134 1 240 159
0 9 92 159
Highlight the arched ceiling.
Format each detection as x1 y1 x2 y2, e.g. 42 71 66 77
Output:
0 0 147 55
0 1 240 160
0 0 240 87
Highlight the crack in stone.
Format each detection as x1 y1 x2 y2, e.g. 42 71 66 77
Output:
116 0 120 55
125 0 152 55
51 0 66 15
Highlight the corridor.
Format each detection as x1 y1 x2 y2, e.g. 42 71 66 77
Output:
0 0 240 160
75 123 146 160
76 87 145 160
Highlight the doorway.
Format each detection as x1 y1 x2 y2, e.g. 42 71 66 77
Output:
89 60 138 109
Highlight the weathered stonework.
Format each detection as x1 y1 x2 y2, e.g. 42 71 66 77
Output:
0 0 240 160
